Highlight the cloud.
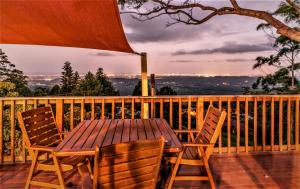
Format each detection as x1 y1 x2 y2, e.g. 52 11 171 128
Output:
172 41 273 55
89 51 132 57
170 58 254 64
225 58 254 62
93 52 114 56
169 60 199 63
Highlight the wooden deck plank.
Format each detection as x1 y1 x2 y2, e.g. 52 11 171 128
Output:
1 152 300 189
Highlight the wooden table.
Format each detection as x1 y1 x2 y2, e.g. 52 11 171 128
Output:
55 119 182 156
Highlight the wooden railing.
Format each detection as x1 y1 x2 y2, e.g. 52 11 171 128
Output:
0 95 299 164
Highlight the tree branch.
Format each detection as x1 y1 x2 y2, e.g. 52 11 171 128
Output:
122 0 300 42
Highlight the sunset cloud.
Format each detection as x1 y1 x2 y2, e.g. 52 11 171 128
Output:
172 41 273 56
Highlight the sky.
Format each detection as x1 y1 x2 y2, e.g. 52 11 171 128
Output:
0 0 281 76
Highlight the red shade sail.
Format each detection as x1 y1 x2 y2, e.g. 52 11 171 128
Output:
0 0 134 53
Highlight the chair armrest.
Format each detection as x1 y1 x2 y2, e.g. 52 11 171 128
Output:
78 164 93 189
25 145 55 153
173 130 200 133
182 143 214 147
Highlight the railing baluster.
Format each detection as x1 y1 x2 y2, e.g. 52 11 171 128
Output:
236 98 240 153
245 97 249 153
101 99 105 120
0 100 3 164
131 98 135 120
151 98 154 118
254 97 257 151
10 100 15 163
179 98 182 140
33 99 37 109
111 100 115 119
218 98 222 154
121 98 125 119
262 98 266 151
187 97 191 142
271 97 275 151
141 98 144 119
160 99 163 119
227 98 231 153
70 99 74 130
279 97 283 151
296 96 299 151
169 98 173 128
81 99 84 121
287 97 291 150
56 99 64 133
22 100 27 162
91 99 95 120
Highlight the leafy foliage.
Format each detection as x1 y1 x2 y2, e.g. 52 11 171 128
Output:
0 49 31 96
157 86 177 95
274 0 300 24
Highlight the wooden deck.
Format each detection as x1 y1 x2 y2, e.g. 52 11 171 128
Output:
1 151 299 189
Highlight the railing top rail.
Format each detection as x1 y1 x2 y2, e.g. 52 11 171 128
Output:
0 94 299 100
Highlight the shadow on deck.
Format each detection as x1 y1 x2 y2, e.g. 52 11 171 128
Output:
1 151 299 189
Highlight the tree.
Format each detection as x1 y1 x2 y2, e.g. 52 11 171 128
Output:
0 82 19 97
0 49 15 79
251 35 300 93
120 0 300 42
50 85 61 95
95 68 119 96
76 71 100 96
0 49 31 96
157 86 177 95
61 61 77 95
33 87 49 96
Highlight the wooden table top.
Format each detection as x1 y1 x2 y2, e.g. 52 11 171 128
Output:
55 119 182 155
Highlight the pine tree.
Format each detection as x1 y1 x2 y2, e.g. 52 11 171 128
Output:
95 68 119 96
0 49 31 96
61 61 76 95
0 49 15 79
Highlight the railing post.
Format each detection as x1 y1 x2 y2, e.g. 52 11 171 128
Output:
56 99 63 133
141 52 149 119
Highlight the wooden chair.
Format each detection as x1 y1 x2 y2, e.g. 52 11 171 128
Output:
17 106 88 189
167 105 227 189
79 137 165 189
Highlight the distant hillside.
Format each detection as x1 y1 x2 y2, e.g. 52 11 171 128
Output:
27 75 257 95
112 76 257 95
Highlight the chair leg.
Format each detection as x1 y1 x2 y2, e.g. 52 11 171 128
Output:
167 152 183 189
53 156 66 189
25 151 38 189
203 159 216 189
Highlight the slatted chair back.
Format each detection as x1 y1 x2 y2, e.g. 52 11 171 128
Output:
17 106 62 157
194 105 226 158
93 137 165 189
